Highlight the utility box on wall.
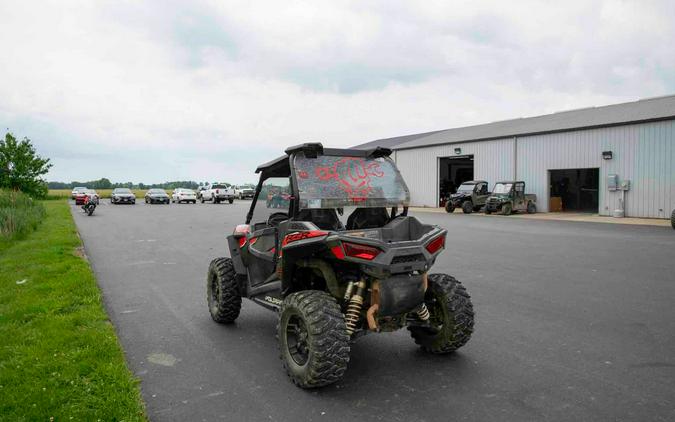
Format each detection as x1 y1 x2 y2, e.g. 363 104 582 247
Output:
607 174 618 192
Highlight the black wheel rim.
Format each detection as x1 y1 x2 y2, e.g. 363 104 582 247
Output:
286 314 310 366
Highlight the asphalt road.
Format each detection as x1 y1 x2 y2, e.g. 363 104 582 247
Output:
71 201 675 422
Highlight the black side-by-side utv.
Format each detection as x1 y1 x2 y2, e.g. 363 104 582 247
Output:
206 143 474 388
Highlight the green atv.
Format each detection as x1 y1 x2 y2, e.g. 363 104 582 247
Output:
485 181 537 215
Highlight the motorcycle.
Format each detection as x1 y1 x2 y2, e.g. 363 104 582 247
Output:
82 195 96 216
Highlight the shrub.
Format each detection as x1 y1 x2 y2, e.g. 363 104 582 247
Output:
0 190 46 241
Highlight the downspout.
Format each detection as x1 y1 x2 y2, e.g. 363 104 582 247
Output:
513 136 518 180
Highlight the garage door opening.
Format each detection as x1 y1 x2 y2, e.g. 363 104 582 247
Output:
439 155 474 207
549 168 599 212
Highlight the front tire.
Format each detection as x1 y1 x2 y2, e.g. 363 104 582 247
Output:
445 203 455 213
206 258 241 323
671 209 675 230
462 201 473 214
502 203 512 215
278 291 350 388
228 198 234 204
408 274 474 354
527 202 536 214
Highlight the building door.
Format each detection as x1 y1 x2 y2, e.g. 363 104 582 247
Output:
549 168 599 212
439 155 474 206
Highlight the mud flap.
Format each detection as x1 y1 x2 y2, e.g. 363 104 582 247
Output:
378 273 425 316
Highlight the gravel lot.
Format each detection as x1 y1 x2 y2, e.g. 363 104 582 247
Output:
71 200 675 422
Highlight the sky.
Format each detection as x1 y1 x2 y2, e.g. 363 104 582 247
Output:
1 0 674 185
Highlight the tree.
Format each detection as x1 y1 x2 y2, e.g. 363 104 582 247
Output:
0 133 52 198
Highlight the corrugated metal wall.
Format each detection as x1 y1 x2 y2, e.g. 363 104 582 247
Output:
395 119 675 218
395 138 515 207
517 120 674 217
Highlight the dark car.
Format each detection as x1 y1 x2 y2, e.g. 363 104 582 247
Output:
145 188 170 204
111 188 136 205
206 143 474 389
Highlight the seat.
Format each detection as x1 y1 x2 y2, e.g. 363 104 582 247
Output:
346 208 390 230
294 209 343 231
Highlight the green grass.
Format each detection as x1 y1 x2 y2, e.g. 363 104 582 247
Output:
0 201 146 421
0 190 46 243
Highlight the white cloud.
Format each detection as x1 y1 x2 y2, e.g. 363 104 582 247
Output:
0 0 673 183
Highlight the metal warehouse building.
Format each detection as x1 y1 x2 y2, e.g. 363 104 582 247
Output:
359 95 675 218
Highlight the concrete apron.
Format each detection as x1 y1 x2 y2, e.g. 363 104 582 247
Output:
410 207 671 227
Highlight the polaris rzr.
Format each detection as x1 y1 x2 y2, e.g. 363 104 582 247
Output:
206 143 474 388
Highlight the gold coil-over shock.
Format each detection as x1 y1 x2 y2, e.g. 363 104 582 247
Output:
416 303 430 321
345 280 366 335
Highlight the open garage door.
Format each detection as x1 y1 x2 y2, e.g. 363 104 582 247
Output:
439 155 474 207
549 168 599 212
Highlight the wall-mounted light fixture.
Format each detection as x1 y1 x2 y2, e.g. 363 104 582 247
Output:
454 147 462 155
602 150 613 160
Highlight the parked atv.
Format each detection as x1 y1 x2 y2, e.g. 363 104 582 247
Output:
445 180 490 214
206 143 474 388
485 181 537 215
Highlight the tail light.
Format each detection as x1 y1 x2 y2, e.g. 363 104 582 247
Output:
216 189 220 194
425 234 446 254
339 242 382 260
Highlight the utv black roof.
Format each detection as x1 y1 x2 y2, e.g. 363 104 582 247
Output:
255 143 393 178
495 181 524 184
459 180 488 185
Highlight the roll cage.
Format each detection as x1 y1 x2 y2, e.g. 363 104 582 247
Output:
245 143 408 225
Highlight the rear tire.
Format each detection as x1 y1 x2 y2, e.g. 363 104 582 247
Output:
527 202 536 214
485 209 492 215
462 201 473 214
206 258 241 323
408 274 474 354
445 203 455 213
502 203 512 215
278 291 350 388
671 209 675 230
201 197 205 203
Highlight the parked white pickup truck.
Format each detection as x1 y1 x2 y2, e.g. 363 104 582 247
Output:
201 183 235 204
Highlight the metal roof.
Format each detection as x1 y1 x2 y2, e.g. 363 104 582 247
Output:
353 129 445 150
359 95 675 151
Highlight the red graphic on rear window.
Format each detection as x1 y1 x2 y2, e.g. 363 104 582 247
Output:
315 157 383 200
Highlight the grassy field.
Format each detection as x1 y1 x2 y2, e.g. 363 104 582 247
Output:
48 189 150 199
0 201 146 421
0 190 46 244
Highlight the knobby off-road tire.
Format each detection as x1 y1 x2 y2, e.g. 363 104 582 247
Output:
278 291 350 388
502 203 512 215
207 258 241 323
462 201 473 214
527 202 537 214
671 209 675 229
408 274 474 354
445 203 455 213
